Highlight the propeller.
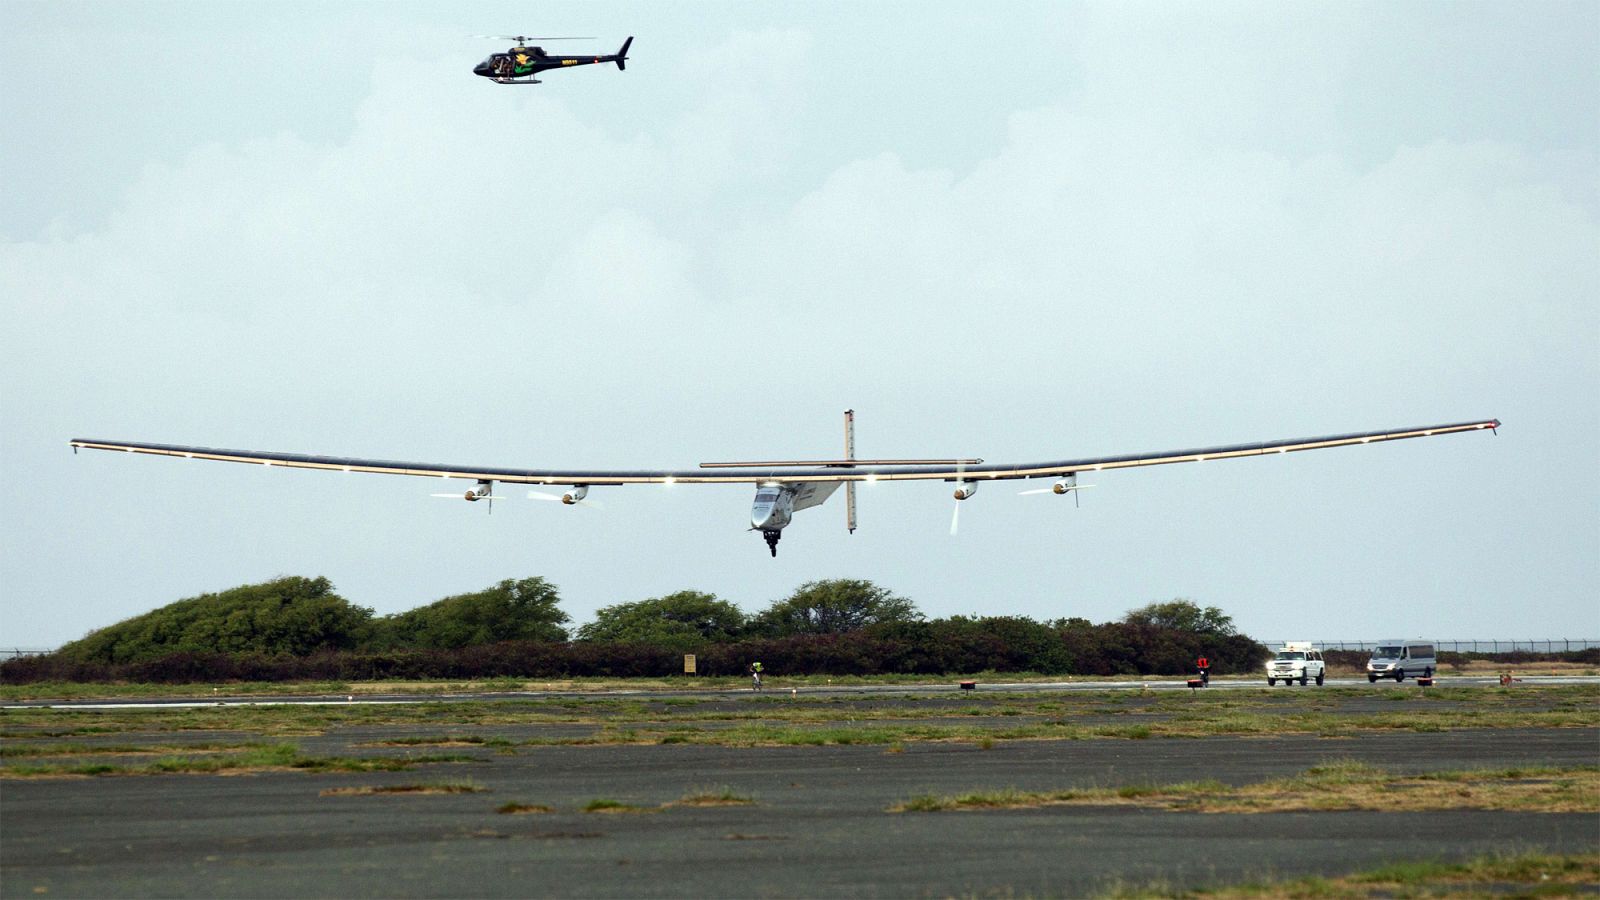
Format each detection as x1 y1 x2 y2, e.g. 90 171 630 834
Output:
1019 477 1095 508
949 461 970 536
528 489 604 510
429 484 498 514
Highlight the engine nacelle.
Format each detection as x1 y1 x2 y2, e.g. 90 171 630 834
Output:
953 481 978 500
562 485 589 505
463 491 481 501
1051 475 1077 495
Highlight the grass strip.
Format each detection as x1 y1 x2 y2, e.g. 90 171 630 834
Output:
0 671 1163 702
891 761 1600 814
671 785 755 807
582 798 657 814
321 780 485 796
357 735 514 748
497 802 554 814
1098 851 1600 898
0 740 271 758
3 686 1594 749
0 743 478 778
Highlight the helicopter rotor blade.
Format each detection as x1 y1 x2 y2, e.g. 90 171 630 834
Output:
474 35 595 41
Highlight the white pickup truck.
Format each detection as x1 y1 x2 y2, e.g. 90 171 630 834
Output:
1266 641 1325 686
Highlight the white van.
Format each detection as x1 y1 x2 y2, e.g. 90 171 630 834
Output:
1366 640 1437 682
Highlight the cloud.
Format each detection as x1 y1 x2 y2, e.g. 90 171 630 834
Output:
2 20 1595 646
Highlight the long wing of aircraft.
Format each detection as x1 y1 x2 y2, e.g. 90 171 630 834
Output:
70 416 1499 556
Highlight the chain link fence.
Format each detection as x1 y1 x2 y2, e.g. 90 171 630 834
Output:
1260 640 1600 654
0 649 53 661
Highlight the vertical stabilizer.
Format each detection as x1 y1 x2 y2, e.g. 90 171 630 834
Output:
844 409 857 533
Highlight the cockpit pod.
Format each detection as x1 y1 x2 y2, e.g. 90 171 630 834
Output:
751 484 795 557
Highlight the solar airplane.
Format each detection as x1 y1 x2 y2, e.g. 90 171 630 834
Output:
70 412 1499 557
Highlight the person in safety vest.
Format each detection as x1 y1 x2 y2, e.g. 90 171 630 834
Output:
748 660 764 691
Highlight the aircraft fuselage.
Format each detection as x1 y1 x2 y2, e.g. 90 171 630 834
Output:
473 38 630 84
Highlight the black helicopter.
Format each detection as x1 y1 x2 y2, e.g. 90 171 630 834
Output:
473 35 632 85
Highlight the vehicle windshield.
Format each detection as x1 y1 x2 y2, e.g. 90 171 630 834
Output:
1275 652 1306 660
1372 645 1402 659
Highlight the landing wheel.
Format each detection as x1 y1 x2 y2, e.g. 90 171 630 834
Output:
762 529 782 557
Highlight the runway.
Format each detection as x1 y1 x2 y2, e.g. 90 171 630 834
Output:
3 727 1595 897
7 674 1598 710
5 681 1597 896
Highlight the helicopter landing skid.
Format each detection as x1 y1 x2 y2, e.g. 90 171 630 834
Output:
493 76 542 85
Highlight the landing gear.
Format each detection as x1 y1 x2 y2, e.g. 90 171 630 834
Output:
762 529 782 557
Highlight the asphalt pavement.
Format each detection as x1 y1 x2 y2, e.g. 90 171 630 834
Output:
4 728 1596 897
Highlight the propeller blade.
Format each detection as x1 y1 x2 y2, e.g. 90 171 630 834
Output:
949 501 960 536
1017 484 1096 495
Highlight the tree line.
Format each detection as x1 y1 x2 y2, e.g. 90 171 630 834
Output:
1 576 1268 683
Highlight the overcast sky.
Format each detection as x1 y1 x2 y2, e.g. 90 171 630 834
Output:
3 1 1596 649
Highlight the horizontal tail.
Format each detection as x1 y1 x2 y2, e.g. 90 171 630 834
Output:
616 36 632 70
